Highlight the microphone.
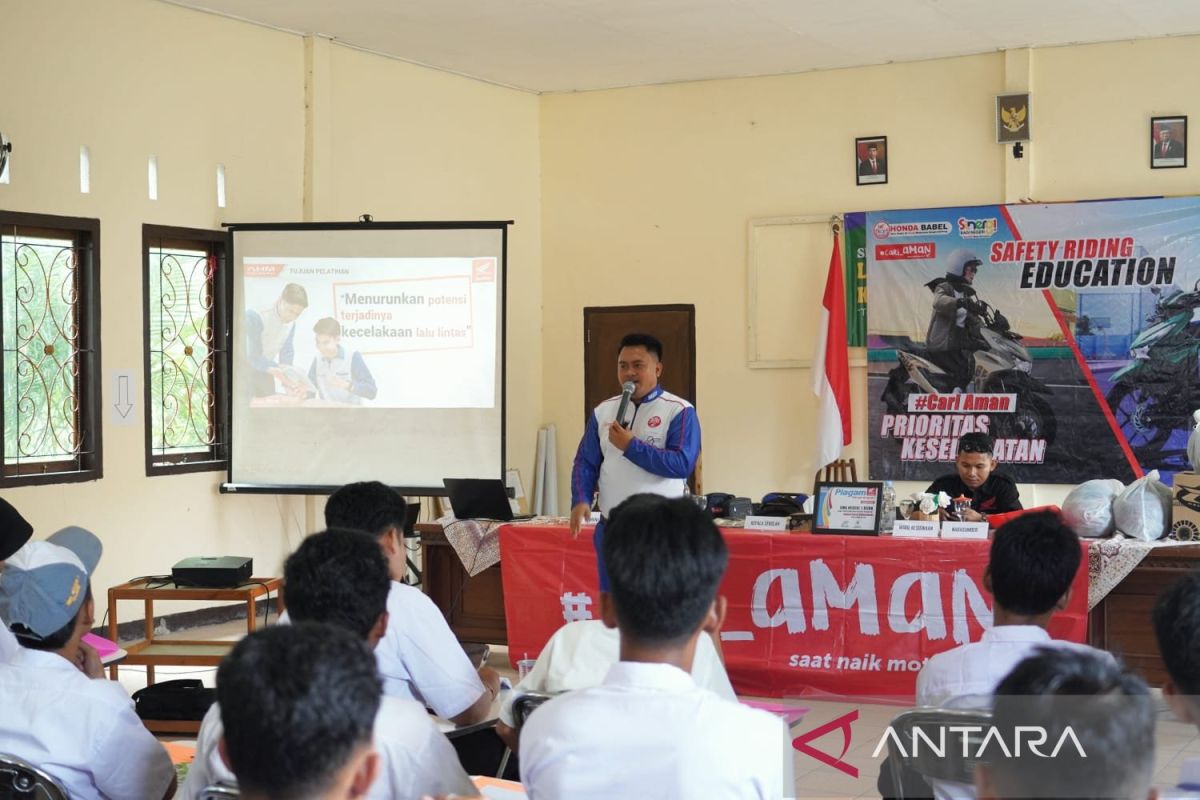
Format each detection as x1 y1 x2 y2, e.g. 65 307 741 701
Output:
615 381 636 428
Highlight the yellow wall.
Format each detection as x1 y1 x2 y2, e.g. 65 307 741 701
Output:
7 0 1200 616
0 0 542 617
540 54 1009 506
540 38 1200 510
1033 37 1200 201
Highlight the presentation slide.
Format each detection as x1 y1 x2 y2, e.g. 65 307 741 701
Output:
243 256 497 409
228 224 507 491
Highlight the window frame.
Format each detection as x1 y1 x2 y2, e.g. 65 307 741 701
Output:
142 224 231 476
0 209 103 486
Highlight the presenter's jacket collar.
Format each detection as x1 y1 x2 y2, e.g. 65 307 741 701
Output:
634 385 664 405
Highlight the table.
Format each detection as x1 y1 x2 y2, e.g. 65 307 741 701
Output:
419 516 1200 692
499 523 1090 700
1088 543 1200 684
107 577 282 733
417 523 507 643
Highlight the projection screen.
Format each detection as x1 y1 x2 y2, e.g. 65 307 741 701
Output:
226 221 508 493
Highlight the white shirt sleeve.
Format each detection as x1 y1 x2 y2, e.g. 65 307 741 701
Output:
499 636 558 727
377 584 485 720
372 699 480 799
0 626 17 663
88 683 177 800
180 703 234 800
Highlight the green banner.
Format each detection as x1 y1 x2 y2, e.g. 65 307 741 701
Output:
843 212 867 347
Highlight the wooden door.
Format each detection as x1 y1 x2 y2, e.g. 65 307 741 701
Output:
582 305 698 488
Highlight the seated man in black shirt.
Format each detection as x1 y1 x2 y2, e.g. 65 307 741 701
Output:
926 432 1021 522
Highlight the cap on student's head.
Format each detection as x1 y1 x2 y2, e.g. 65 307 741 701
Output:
0 527 101 639
0 497 33 561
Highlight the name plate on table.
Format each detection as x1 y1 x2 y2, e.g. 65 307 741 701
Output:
893 520 941 538
942 521 990 540
744 515 790 532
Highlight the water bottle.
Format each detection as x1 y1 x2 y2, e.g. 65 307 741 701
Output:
880 481 897 533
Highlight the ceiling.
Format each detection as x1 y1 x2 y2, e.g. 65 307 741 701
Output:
164 0 1200 94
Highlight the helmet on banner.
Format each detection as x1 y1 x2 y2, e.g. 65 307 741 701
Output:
945 247 983 278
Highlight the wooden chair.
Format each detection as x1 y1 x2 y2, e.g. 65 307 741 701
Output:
817 457 858 484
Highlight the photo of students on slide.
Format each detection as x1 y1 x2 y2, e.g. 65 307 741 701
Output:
246 282 309 397
307 317 378 405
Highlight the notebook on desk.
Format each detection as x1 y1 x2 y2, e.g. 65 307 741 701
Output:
443 478 533 522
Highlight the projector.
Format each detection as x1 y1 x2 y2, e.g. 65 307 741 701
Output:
172 556 253 588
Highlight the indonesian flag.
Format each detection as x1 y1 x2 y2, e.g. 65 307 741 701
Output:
812 236 851 469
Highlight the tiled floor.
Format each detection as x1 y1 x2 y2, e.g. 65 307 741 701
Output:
115 621 1200 799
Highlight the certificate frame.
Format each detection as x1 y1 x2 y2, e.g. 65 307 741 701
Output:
812 481 883 536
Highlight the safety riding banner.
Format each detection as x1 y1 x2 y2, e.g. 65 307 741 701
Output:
868 196 1200 484
500 524 1087 699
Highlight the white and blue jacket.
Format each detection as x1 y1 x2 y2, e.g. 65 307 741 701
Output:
571 385 701 516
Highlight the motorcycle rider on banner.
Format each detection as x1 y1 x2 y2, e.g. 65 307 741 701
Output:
880 246 1057 445
926 248 986 390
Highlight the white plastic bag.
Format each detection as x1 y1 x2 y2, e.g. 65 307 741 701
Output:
1062 479 1125 538
1113 470 1173 541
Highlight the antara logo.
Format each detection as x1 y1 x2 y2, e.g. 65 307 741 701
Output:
871 725 1086 760
792 711 859 778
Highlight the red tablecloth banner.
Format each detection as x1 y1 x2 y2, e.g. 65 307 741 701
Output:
499 525 1088 701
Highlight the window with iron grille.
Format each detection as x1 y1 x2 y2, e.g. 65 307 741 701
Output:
0 211 102 485
143 225 229 475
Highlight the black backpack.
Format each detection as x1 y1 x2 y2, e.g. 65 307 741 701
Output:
757 493 808 517
132 678 216 721
705 493 735 518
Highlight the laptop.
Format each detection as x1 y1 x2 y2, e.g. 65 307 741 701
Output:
443 478 533 522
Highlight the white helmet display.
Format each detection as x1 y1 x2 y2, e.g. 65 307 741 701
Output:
945 248 983 277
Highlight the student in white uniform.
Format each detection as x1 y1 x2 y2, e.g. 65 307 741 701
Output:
520 494 792 800
882 510 1107 800
0 496 34 662
915 510 1101 709
496 617 736 749
211 623 383 800
0 528 176 800
182 528 478 800
976 648 1155 800
1152 570 1200 793
325 481 501 726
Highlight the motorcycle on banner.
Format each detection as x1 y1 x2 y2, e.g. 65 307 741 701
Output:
881 298 1058 444
1106 284 1200 463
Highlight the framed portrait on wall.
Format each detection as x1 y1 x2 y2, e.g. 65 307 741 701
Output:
1151 116 1187 169
855 136 888 186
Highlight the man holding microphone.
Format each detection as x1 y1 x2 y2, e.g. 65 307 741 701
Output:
570 333 702 589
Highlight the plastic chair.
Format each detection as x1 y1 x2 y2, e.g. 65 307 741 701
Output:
495 691 559 779
0 753 68 800
198 783 241 799
512 691 556 728
885 708 993 798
